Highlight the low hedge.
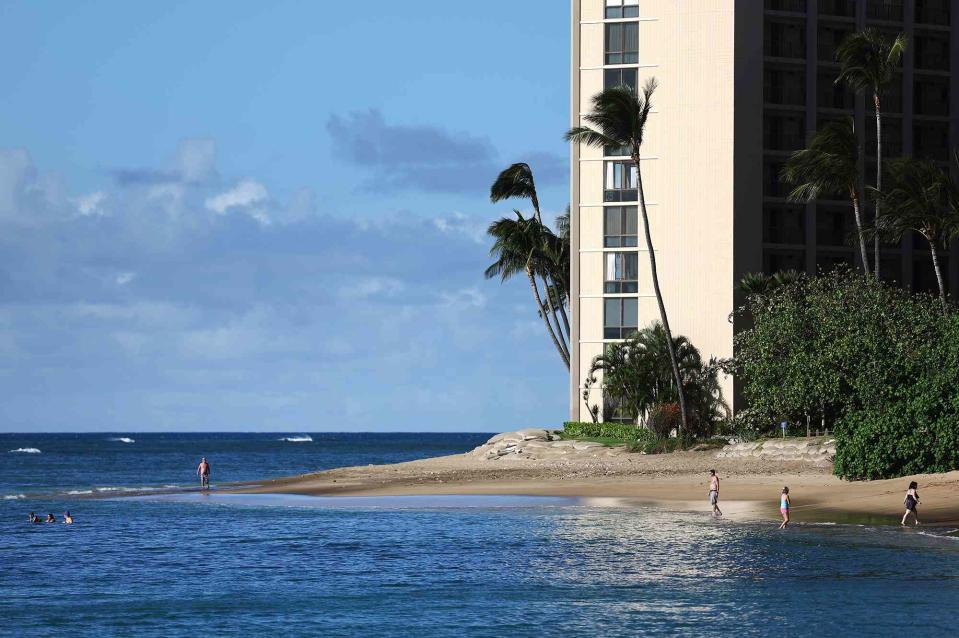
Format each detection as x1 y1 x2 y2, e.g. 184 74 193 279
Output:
562 421 657 442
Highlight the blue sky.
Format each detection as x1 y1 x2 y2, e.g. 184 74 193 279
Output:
0 1 570 431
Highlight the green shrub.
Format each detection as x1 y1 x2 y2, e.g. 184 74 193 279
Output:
562 421 657 443
736 268 959 479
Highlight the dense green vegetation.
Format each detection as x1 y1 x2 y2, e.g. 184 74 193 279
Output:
734 270 959 479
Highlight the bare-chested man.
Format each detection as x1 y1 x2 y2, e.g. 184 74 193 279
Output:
197 457 211 489
709 469 722 517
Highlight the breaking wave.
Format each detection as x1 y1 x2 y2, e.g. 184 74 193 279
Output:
279 435 313 443
9 448 41 454
109 437 135 444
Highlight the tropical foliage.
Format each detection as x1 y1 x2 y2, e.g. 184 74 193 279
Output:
565 80 690 432
836 28 907 279
871 156 959 305
486 163 570 368
588 323 728 438
781 118 869 273
734 269 959 479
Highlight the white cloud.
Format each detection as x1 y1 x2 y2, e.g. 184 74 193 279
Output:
338 276 405 300
115 271 136 285
76 191 107 216
205 179 269 223
433 211 487 244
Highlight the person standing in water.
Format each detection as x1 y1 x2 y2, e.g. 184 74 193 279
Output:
901 481 921 526
778 487 791 529
63 511 74 524
197 457 211 489
708 469 722 517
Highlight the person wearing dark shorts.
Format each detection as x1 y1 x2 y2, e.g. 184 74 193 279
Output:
901 481 920 526
708 469 722 517
197 457 211 489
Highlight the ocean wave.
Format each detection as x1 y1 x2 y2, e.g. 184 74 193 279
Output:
279 435 313 442
108 437 135 443
3 494 25 500
9 447 41 454
66 490 93 495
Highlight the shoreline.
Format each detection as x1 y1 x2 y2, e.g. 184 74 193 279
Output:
227 448 959 527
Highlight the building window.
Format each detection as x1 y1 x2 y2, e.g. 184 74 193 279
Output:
604 252 639 294
604 206 639 247
914 31 950 71
914 76 950 116
604 67 637 91
763 159 788 198
764 66 806 106
865 116 903 158
764 204 806 244
764 248 806 274
605 22 638 65
916 0 951 25
817 206 853 247
605 0 639 19
914 121 950 161
604 297 638 339
819 0 857 18
818 71 855 110
604 161 638 202
764 112 806 151
764 18 806 59
765 0 807 12
602 393 634 424
819 24 855 61
867 0 904 22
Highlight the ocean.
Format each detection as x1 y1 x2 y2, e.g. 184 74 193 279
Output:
2 433 958 637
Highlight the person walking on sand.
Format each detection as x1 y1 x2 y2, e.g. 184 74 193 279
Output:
197 457 211 489
708 469 722 517
901 481 921 526
778 487 791 529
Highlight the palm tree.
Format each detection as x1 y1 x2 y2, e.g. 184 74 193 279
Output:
489 163 570 353
737 270 804 298
872 157 959 305
490 163 543 223
836 28 907 279
566 80 690 432
781 118 870 274
485 211 570 367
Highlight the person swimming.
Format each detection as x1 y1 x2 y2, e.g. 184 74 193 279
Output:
45 513 56 523
63 511 74 524
778 486 791 530
28 512 41 524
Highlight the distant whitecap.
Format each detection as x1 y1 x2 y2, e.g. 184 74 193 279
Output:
9 448 41 454
279 435 313 442
3 494 25 500
108 437 135 444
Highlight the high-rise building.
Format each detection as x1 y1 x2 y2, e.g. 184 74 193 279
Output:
569 0 959 421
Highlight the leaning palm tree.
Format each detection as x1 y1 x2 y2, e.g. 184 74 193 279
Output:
565 80 689 433
485 211 570 367
489 163 570 352
490 163 543 223
836 28 907 279
781 118 870 274
872 157 959 305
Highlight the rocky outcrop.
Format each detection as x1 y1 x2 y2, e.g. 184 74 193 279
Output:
470 429 628 461
715 438 835 467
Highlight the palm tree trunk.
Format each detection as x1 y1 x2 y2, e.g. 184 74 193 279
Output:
540 274 570 357
927 237 947 308
529 268 569 367
634 155 688 434
874 93 882 280
555 285 572 337
850 188 871 275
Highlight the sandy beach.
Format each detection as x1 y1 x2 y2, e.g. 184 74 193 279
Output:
236 443 959 527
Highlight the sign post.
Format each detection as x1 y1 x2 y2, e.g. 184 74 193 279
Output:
780 421 787 438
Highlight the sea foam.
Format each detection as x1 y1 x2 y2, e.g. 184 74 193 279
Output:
3 494 25 500
279 435 313 442
109 437 135 443
9 447 41 454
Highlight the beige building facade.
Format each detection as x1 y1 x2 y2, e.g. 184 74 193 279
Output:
569 0 959 421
